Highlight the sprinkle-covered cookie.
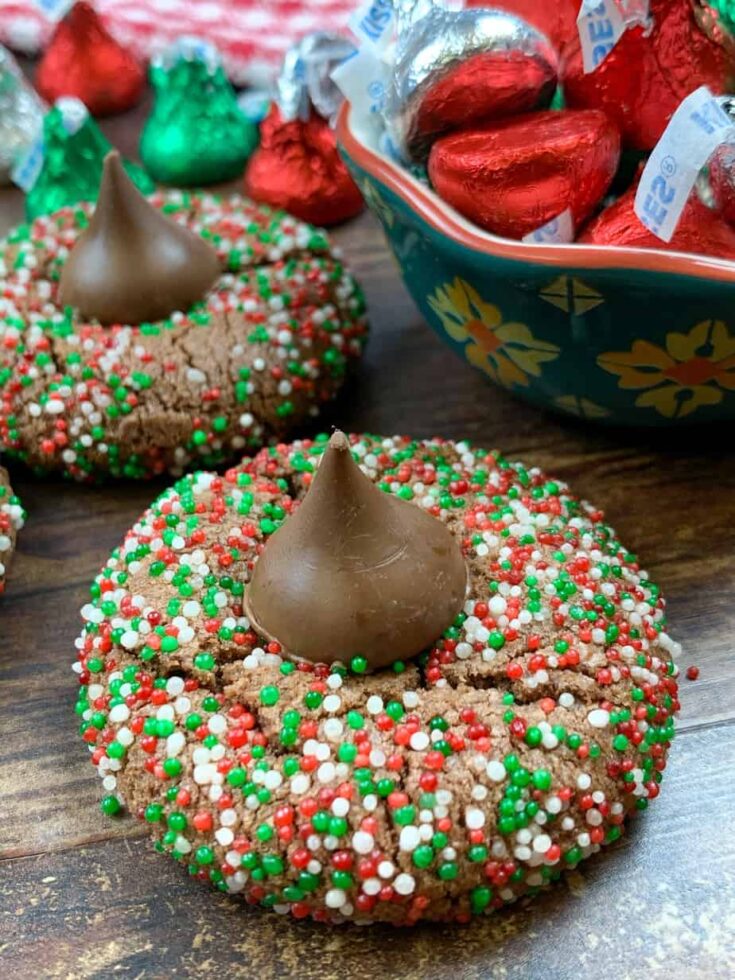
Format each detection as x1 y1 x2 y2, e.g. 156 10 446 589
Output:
0 466 24 595
0 171 367 481
74 434 680 924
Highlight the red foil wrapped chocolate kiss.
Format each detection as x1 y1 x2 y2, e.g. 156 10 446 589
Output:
408 45 557 154
244 106 363 227
428 109 620 240
35 2 145 117
387 7 558 160
562 0 735 150
579 184 735 260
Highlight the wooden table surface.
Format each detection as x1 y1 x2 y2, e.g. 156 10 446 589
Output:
1 91 735 980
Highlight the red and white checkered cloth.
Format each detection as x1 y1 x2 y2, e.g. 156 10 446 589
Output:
0 0 358 85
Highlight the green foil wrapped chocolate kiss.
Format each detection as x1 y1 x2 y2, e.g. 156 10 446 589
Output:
140 39 258 186
24 97 154 221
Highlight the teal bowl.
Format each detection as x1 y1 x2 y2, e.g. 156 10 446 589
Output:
337 102 735 426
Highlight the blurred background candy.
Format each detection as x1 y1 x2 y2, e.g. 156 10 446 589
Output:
0 44 44 184
17 96 153 220
0 0 358 87
139 38 258 186
244 32 363 225
35 1 144 116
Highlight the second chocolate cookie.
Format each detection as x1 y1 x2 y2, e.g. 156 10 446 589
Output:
0 154 367 481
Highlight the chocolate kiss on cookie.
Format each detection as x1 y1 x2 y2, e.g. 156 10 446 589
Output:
245 430 467 669
58 151 219 325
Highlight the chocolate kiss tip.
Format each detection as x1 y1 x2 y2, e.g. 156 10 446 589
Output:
58 150 220 326
329 429 349 451
245 435 468 671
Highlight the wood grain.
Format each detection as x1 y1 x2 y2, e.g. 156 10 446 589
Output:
1 74 734 978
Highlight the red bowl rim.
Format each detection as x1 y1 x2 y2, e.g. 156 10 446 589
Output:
337 101 735 285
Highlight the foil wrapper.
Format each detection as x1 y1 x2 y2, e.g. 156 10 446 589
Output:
697 94 735 220
243 105 364 225
563 0 735 150
427 108 620 239
580 182 735 259
464 0 578 52
244 31 362 225
386 4 558 160
20 96 154 220
35 1 145 117
276 31 356 124
0 45 45 185
139 37 258 185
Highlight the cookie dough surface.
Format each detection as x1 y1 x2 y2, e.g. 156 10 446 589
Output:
0 194 367 480
0 466 24 595
74 435 680 924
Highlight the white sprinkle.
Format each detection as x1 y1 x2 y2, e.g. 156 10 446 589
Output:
331 797 349 817
208 714 227 735
377 860 395 879
465 808 485 830
399 826 421 852
489 596 507 616
317 762 336 783
166 732 186 757
409 731 429 751
546 795 562 814
486 760 506 782
393 873 415 895
325 888 346 909
587 709 610 728
352 831 374 855
366 696 383 715
290 773 310 795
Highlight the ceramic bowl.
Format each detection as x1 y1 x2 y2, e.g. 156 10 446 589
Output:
337 102 735 426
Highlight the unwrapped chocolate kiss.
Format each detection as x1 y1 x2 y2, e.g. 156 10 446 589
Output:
245 431 468 670
58 151 220 325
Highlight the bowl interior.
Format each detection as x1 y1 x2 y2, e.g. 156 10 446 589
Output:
341 102 735 285
339 102 735 427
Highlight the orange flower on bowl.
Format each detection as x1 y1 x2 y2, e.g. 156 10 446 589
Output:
598 319 735 419
429 278 559 388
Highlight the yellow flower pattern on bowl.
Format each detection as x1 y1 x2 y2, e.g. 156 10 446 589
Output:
429 278 559 389
598 320 735 419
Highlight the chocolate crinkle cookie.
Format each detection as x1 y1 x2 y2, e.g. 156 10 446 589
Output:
74 434 680 924
0 465 24 595
0 155 367 482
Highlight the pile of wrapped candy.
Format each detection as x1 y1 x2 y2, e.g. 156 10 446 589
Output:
1 1 364 228
6 0 735 260
336 0 735 260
